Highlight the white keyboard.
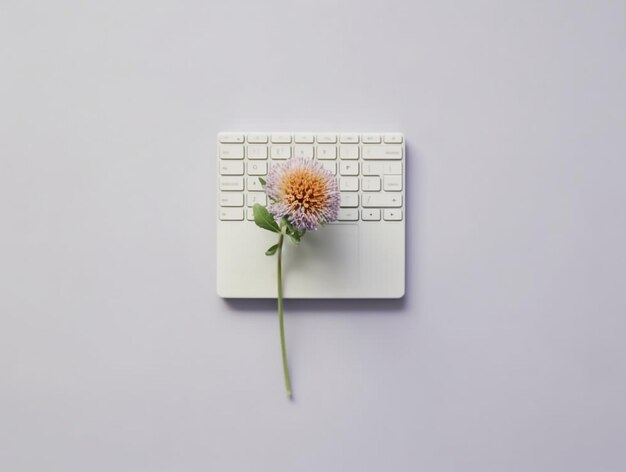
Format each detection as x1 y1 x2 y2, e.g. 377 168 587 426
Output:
218 133 404 223
216 132 406 299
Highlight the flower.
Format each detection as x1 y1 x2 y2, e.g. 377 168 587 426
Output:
253 157 341 399
264 157 340 231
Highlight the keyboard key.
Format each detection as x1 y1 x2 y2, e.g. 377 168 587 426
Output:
384 162 403 175
362 176 381 191
219 133 244 143
247 208 254 220
340 177 359 191
220 207 244 220
220 177 244 191
220 161 244 175
219 145 244 160
247 145 268 160
362 209 381 221
319 161 336 175
339 161 359 176
362 145 402 160
294 134 314 143
271 134 292 143
316 134 337 143
384 209 403 221
362 193 402 208
340 144 359 160
247 134 268 143
247 192 267 207
271 145 291 159
337 209 358 221
340 133 359 143
247 161 267 175
317 145 336 160
219 193 244 207
247 177 264 191
294 145 314 159
362 162 383 175
362 134 381 143
383 175 402 191
384 133 403 143
340 193 359 208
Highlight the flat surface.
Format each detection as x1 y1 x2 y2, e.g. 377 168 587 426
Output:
1 1 625 471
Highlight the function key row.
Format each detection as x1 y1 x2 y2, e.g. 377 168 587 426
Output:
219 133 403 144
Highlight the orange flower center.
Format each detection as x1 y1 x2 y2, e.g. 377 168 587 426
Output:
280 169 328 214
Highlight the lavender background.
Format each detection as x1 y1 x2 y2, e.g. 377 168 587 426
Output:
1 1 625 471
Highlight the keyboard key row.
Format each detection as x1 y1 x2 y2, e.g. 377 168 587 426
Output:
220 144 402 161
220 191 403 210
220 189 402 209
219 133 403 145
219 157 401 177
221 175 402 192
221 206 403 221
219 160 402 182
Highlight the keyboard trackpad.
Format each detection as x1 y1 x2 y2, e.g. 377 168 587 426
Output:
282 224 360 294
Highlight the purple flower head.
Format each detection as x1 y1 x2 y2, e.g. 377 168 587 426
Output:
264 157 340 231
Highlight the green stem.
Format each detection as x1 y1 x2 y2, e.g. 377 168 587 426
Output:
277 230 293 399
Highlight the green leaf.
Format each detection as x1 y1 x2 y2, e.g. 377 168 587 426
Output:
253 204 280 233
258 177 266 186
265 243 279 255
